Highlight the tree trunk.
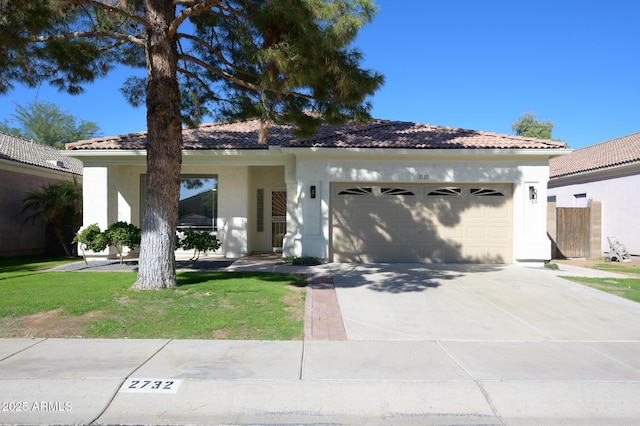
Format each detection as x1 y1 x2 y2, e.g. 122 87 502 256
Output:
132 0 182 290
54 227 71 257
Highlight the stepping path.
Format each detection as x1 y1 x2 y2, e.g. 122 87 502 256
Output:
304 271 347 340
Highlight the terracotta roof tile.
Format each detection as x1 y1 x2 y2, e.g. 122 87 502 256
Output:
66 118 567 151
550 131 640 178
0 132 83 175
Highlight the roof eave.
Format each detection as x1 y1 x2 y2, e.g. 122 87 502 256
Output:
0 157 82 176
550 159 640 181
279 147 571 157
63 149 148 157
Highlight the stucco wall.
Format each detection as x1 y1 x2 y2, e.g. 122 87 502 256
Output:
77 149 555 263
513 163 552 261
548 168 640 255
286 153 553 263
0 162 80 257
80 162 264 259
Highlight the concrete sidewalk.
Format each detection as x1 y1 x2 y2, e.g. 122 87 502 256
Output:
2 337 640 425
1 258 640 425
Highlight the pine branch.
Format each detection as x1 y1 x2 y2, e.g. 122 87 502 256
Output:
33 30 144 46
177 66 232 104
68 0 149 29
178 53 315 101
178 32 258 80
170 0 223 38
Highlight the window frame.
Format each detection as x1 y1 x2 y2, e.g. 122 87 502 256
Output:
140 174 218 232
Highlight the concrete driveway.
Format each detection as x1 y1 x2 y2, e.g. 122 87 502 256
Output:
326 262 640 424
330 263 640 341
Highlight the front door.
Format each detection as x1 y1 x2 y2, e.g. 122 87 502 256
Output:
271 190 287 252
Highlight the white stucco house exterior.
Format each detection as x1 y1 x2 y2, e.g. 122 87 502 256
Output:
548 131 640 255
65 118 568 264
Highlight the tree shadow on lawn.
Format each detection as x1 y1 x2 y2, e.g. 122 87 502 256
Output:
175 259 234 270
0 255 81 279
176 270 307 288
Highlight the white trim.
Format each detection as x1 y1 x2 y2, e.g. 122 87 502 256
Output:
0 158 81 179
280 147 570 158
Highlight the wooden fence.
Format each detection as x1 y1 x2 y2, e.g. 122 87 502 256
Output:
556 208 590 258
547 201 601 259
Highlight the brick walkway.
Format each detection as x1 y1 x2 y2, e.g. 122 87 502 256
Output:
304 271 347 340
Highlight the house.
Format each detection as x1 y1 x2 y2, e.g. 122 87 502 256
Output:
65 118 568 264
548 131 640 256
0 132 83 256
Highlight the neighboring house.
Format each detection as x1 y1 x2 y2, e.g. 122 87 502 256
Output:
548 131 640 255
65 118 568 264
0 132 83 256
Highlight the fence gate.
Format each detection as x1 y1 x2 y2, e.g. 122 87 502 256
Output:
556 208 590 258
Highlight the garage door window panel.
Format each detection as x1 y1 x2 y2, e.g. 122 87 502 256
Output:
427 187 462 196
470 188 505 197
338 187 373 195
381 187 415 196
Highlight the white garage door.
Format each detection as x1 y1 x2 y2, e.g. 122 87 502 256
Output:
331 183 513 263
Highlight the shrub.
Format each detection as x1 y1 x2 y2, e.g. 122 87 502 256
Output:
73 222 141 264
177 228 221 264
283 256 322 265
73 224 108 264
104 221 142 264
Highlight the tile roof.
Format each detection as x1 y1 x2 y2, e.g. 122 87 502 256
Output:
0 132 83 175
550 131 640 179
66 118 567 152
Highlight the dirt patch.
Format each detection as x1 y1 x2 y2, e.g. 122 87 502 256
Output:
283 283 306 323
0 308 108 338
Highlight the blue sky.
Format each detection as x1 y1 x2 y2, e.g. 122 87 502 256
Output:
1 0 638 149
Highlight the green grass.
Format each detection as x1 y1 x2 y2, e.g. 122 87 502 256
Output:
0 256 306 340
592 263 640 275
562 276 640 303
0 255 81 279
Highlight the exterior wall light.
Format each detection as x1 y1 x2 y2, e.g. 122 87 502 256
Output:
310 185 316 199
529 185 537 203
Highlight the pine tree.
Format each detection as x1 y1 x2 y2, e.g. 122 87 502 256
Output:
0 0 383 289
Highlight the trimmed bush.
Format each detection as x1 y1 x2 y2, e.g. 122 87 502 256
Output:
105 221 141 264
73 224 108 264
73 221 141 264
178 228 221 264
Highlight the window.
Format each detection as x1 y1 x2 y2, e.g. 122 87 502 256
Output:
427 187 461 196
257 189 264 232
470 188 504 197
574 193 587 208
338 187 373 195
381 187 415 196
141 174 218 231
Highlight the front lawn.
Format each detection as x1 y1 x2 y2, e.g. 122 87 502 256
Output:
552 258 640 303
0 257 306 339
592 263 640 276
0 255 81 279
562 276 640 303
